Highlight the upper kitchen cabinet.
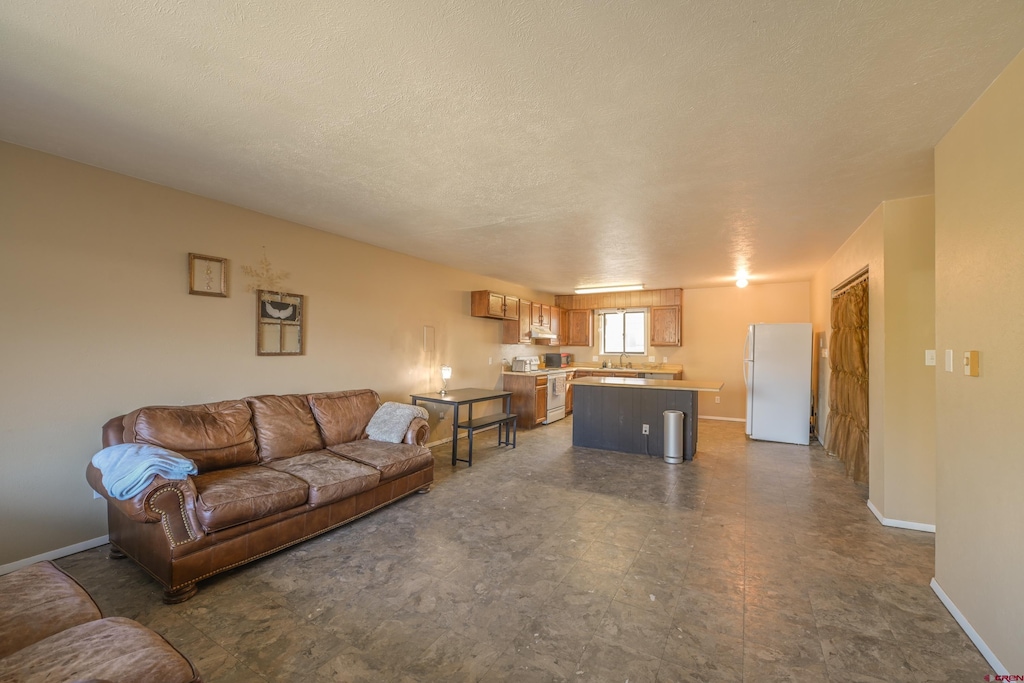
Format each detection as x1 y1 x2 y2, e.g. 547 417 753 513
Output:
549 306 562 344
502 298 533 343
471 290 519 320
530 302 553 328
650 305 682 346
566 309 593 346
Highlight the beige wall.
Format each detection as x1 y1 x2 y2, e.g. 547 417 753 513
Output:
0 142 550 566
560 283 811 420
680 283 811 419
811 196 937 527
934 48 1024 672
881 197 936 525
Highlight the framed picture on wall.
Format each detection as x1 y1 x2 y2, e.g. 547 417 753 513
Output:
188 253 228 297
257 290 304 355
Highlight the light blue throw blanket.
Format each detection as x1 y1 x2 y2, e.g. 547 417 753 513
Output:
366 402 428 443
91 443 198 500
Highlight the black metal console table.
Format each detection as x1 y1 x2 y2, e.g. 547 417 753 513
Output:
410 388 515 466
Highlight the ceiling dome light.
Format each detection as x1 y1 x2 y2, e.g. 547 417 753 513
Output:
736 278 749 288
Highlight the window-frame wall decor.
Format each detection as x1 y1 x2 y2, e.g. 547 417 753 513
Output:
256 290 305 356
188 253 229 297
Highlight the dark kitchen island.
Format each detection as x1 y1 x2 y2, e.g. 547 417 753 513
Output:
570 377 724 461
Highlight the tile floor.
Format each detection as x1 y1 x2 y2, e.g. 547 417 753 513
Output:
57 418 991 682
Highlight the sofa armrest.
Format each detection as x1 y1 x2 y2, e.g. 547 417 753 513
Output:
404 416 429 446
86 464 204 547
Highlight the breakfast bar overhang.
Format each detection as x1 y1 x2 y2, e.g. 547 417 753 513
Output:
570 377 724 461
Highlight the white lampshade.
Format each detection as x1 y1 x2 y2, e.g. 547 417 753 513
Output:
440 365 452 380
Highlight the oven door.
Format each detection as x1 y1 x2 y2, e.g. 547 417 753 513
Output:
544 373 567 423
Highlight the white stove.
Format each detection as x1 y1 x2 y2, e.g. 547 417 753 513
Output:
512 356 567 424
544 369 568 424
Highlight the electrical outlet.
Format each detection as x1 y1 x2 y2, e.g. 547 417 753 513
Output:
642 424 649 434
663 357 668 363
715 396 721 403
488 357 492 365
592 355 598 362
649 356 655 362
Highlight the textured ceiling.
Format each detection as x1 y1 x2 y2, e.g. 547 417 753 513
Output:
2 1 1023 293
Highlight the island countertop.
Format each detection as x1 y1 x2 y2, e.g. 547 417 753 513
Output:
570 377 724 392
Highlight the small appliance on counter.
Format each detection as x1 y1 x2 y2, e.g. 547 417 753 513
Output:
511 356 541 372
544 352 573 368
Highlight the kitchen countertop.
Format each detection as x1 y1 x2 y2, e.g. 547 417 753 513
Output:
504 365 681 376
570 377 724 392
502 369 561 376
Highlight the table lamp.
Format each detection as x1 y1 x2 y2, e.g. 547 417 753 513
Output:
439 365 452 395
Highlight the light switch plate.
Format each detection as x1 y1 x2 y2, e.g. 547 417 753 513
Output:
945 349 954 372
964 350 980 376
821 348 828 358
925 350 936 366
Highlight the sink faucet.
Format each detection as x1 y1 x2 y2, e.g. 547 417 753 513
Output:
620 353 627 369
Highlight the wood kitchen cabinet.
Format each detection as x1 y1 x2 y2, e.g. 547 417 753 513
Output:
549 306 562 344
471 290 519 320
650 305 682 346
565 370 575 414
502 298 533 343
566 309 593 346
531 302 553 328
502 373 547 429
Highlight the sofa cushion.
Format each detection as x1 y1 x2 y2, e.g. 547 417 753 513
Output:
247 394 324 461
328 440 433 482
0 616 198 683
309 390 380 446
264 450 381 507
0 561 101 659
192 466 308 532
123 400 259 473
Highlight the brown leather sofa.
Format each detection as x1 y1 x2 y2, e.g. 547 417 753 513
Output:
86 389 433 603
0 560 201 682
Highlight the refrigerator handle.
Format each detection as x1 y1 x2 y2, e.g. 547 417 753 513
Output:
743 328 752 361
743 359 752 388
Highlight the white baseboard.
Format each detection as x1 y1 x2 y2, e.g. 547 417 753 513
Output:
698 415 746 423
930 578 1007 675
0 535 109 576
866 500 936 533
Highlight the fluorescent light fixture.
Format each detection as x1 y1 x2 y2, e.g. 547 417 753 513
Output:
574 284 645 294
736 278 749 288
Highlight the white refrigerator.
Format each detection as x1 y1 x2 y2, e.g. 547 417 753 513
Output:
743 323 812 445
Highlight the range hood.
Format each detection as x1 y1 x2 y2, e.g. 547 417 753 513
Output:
530 325 557 342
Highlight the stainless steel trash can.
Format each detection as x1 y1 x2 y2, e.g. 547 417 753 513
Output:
663 410 684 464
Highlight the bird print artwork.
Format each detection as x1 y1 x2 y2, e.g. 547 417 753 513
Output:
262 300 298 321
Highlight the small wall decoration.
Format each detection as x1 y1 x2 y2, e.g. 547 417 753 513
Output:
257 290 304 355
188 253 228 297
241 248 290 293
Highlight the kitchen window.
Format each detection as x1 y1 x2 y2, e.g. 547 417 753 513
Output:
600 308 646 355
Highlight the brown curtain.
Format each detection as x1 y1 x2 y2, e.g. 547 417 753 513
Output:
824 278 869 483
